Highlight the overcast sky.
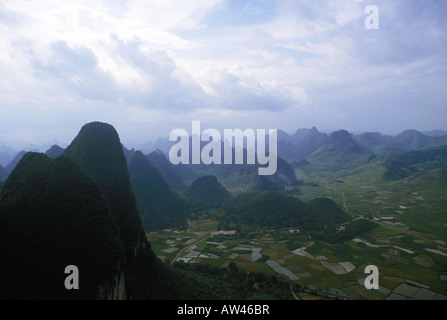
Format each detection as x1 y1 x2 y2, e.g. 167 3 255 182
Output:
0 0 446 149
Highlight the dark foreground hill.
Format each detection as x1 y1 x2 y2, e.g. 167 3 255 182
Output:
0 122 203 299
0 153 125 299
63 122 143 254
62 122 197 299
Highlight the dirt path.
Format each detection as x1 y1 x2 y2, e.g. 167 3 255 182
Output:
342 192 353 215
290 285 300 300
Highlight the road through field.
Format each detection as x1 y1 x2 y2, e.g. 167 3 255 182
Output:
170 235 210 265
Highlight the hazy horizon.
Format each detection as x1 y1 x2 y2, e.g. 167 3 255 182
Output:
1 125 446 158
1 0 446 148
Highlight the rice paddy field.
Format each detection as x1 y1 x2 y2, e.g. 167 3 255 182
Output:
147 164 447 300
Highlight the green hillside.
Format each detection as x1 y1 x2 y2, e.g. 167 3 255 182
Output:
307 130 375 170
183 175 231 210
146 150 186 192
184 154 297 192
383 144 447 181
0 153 125 299
62 122 196 299
63 122 143 253
307 197 351 225
395 130 447 150
128 151 189 231
220 192 350 230
0 166 6 182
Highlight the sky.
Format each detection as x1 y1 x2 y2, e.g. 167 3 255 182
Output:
0 0 446 149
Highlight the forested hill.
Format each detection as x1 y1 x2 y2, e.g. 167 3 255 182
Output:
183 175 232 210
0 153 125 299
63 122 143 254
0 122 213 299
220 192 350 230
62 122 197 299
128 150 189 231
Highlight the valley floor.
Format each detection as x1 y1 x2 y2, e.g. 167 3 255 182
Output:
147 166 447 300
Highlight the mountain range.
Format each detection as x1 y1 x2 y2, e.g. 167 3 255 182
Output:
1 121 446 299
0 122 196 299
1 127 446 185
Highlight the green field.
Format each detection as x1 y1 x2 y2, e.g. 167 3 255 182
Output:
148 160 447 300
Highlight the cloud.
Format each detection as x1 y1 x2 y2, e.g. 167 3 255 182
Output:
195 66 309 111
29 41 118 102
0 0 446 146
0 3 29 27
24 33 309 114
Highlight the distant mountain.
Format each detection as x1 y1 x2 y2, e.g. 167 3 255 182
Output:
45 145 65 158
150 137 173 154
220 192 350 230
307 130 374 169
187 155 297 192
0 180 3 191
168 135 297 191
4 151 26 176
394 130 447 150
383 144 447 181
422 130 447 137
122 145 136 160
146 150 186 192
0 146 17 167
0 166 6 182
183 175 231 210
354 132 392 151
354 130 447 156
277 127 328 161
128 151 189 231
0 153 125 299
327 130 367 154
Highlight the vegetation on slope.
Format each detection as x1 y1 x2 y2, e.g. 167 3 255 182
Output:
128 151 189 231
0 153 124 299
63 122 143 253
383 145 447 181
183 175 231 210
219 192 350 230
